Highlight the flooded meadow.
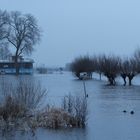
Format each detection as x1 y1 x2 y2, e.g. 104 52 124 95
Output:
1 72 140 140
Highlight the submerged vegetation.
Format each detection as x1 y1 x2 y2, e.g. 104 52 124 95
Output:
0 78 88 136
37 94 87 129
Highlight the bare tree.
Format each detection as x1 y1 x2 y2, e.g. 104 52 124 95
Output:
99 55 120 85
119 58 129 86
70 56 94 80
120 57 137 86
7 11 41 75
127 58 137 86
95 55 103 80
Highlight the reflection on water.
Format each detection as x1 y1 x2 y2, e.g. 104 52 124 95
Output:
1 72 140 140
1 128 87 140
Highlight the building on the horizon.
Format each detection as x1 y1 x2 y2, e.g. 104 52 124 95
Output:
0 56 34 74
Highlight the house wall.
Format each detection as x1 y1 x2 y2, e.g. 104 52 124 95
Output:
0 62 33 74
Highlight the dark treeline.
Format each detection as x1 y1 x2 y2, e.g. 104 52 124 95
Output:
70 49 140 86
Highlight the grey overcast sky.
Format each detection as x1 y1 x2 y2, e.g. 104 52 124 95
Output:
1 0 140 67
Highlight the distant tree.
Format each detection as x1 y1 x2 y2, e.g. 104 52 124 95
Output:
0 10 9 40
36 66 47 74
70 56 94 80
134 48 140 73
0 10 10 60
95 55 103 80
99 55 120 85
120 57 138 86
0 42 11 60
7 11 41 75
119 59 128 86
126 58 137 86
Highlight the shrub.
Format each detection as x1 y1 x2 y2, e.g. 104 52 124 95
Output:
0 77 47 122
62 94 88 128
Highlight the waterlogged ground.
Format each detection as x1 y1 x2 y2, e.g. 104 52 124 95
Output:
1 72 140 140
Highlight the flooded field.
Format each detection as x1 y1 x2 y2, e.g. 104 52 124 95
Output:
1 72 140 140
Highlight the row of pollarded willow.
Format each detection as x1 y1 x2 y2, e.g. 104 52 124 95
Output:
0 9 41 75
70 49 140 86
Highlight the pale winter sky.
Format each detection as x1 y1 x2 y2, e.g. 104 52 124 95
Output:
1 0 140 67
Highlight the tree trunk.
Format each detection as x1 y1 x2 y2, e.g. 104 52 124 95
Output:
113 78 116 85
128 78 132 86
121 74 127 86
76 72 80 79
90 72 92 79
108 77 116 86
128 74 134 86
108 77 114 85
99 72 102 80
123 77 127 86
15 55 19 75
87 72 92 79
128 77 133 86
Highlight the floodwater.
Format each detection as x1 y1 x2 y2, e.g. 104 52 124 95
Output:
1 72 140 140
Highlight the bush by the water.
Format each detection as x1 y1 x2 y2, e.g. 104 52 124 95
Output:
0 78 47 133
62 94 88 128
36 94 88 129
0 78 88 135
